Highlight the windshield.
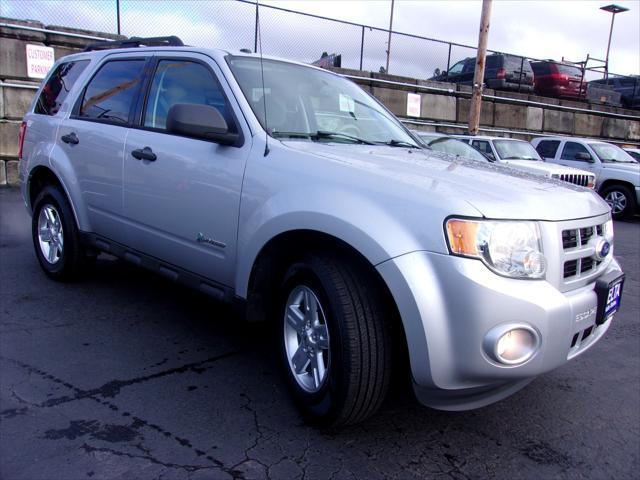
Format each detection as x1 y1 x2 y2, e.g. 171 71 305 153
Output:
427 138 489 162
494 140 542 161
226 56 419 147
589 143 637 163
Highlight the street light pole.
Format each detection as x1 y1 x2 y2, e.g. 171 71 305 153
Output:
600 4 629 79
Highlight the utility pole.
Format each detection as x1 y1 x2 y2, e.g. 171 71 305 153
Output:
385 0 395 73
468 0 492 136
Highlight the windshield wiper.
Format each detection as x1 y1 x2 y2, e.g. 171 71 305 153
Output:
271 131 313 139
384 139 420 148
271 130 375 145
313 130 376 145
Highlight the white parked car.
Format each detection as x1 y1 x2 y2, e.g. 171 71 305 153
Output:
532 137 640 219
456 135 596 189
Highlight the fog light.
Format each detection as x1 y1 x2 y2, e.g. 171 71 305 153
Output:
484 325 540 365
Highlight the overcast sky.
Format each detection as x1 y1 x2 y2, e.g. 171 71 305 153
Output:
2 0 639 78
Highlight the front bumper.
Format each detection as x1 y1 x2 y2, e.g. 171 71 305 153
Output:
377 248 623 410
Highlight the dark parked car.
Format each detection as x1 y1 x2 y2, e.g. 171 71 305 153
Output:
590 75 640 109
530 61 586 99
430 53 534 92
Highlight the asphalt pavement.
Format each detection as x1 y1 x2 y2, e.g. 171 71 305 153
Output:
1 186 639 480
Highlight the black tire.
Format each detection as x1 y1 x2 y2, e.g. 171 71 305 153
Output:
31 185 92 281
601 184 637 220
279 252 392 427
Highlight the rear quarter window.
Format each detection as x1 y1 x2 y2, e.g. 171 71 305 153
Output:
34 60 89 116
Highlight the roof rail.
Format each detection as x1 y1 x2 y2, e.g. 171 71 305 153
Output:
83 35 184 52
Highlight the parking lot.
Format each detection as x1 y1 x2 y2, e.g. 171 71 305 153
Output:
1 186 638 480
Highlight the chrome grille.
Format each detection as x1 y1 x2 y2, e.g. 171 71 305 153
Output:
540 213 612 292
557 174 593 187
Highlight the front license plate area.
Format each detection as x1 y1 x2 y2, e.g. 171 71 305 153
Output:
595 273 625 325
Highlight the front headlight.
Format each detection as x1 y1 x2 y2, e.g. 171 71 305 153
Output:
445 218 547 279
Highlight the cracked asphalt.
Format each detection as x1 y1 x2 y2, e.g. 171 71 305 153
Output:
1 187 639 480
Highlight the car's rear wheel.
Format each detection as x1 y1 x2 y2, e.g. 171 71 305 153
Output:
602 184 636 219
279 252 392 427
32 185 92 280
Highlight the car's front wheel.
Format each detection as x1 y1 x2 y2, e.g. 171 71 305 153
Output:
602 184 636 219
279 252 392 427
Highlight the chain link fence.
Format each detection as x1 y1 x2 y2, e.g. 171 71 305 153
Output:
1 0 634 89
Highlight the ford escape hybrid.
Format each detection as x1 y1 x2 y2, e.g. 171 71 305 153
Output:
19 37 625 427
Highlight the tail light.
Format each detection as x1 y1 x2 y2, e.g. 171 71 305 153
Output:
18 121 27 160
550 73 570 82
496 68 506 79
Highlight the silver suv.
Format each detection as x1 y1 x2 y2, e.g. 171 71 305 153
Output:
18 38 625 426
532 136 640 219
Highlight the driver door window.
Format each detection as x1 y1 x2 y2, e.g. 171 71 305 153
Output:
471 140 495 159
447 61 465 76
561 142 590 161
143 60 232 132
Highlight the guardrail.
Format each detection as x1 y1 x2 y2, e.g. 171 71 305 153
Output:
343 74 640 121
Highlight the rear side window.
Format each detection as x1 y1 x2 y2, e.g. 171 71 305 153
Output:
143 60 231 131
535 140 560 158
34 60 89 116
561 142 590 161
531 63 550 75
556 64 582 77
79 59 146 124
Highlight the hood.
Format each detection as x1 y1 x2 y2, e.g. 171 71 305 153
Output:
282 141 610 221
501 160 593 177
601 161 640 178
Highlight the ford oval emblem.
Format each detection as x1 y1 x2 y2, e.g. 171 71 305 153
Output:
595 240 611 260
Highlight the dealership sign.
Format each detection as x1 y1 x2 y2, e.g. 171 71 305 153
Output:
26 44 55 79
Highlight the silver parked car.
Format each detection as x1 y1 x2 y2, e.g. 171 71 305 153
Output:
532 137 640 219
18 37 625 426
457 135 597 189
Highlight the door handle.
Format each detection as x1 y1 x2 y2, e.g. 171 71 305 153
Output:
131 146 157 162
61 132 79 145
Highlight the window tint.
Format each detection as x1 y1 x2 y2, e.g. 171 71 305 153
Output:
556 64 582 77
79 59 145 124
35 60 89 116
531 62 550 75
144 60 230 131
448 61 465 75
535 140 560 158
561 142 591 161
485 55 501 69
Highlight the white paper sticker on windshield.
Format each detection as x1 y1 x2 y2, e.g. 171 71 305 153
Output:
339 94 355 113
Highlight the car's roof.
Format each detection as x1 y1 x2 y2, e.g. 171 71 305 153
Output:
532 136 617 145
455 135 528 142
412 130 448 138
53 45 341 77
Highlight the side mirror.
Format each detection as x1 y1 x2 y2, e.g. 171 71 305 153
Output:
167 104 239 145
575 152 593 162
